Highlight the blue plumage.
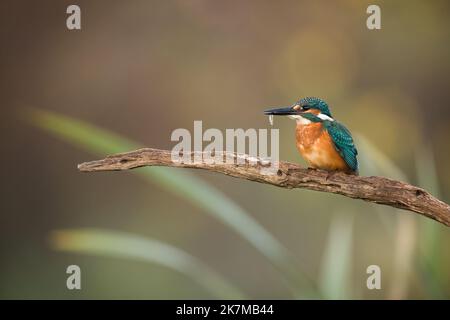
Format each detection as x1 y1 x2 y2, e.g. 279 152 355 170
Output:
297 97 332 117
323 120 358 172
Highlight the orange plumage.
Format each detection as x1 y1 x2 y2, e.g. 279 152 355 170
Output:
296 122 352 173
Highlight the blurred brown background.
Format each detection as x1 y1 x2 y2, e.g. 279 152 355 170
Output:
0 0 449 299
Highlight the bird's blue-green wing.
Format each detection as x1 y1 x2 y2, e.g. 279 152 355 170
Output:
323 120 358 172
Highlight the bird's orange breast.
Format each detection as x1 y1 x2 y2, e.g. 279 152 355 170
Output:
296 123 351 173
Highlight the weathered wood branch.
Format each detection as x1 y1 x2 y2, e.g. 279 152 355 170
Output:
77 148 450 227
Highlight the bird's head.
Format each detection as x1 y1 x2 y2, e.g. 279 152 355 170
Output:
264 97 333 124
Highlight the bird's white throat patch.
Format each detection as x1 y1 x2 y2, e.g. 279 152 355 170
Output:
288 114 311 125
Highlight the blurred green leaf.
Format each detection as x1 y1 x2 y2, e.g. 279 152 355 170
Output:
355 133 408 182
355 133 417 299
415 142 446 298
51 228 245 299
27 108 316 297
355 133 410 233
318 212 354 299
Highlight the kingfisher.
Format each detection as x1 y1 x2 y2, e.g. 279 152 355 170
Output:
264 97 358 175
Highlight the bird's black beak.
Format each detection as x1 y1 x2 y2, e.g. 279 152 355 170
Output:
264 106 297 116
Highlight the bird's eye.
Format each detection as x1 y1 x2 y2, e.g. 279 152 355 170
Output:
301 106 310 111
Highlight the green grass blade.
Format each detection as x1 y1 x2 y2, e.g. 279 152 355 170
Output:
414 142 446 298
27 108 314 296
318 212 354 299
51 228 245 299
354 133 410 233
355 133 408 182
355 133 417 299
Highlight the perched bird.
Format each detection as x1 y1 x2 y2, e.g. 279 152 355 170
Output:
264 97 358 174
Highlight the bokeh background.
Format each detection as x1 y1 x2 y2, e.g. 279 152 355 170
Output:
1 0 449 299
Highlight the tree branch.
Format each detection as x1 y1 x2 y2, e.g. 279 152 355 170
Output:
77 148 450 227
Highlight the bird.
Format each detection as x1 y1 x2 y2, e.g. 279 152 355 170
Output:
264 97 358 175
